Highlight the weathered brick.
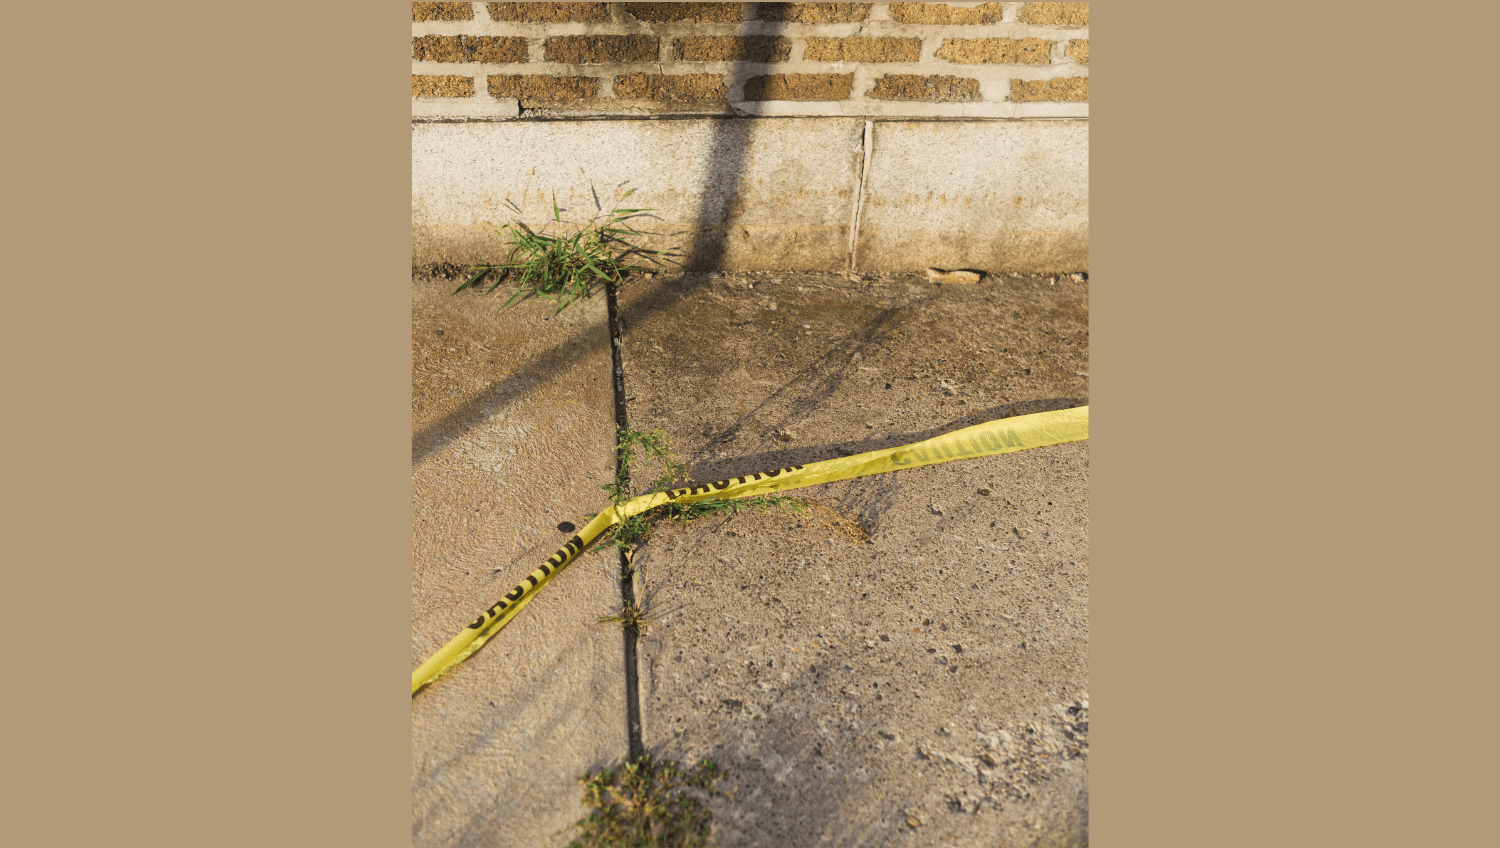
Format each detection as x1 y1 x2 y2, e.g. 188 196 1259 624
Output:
487 74 599 101
1018 2 1088 27
869 74 980 102
743 73 853 101
1065 39 1088 64
936 37 1051 65
487 3 609 23
756 3 870 23
888 2 1005 25
413 35 529 64
545 35 658 64
674 36 792 63
413 74 473 97
413 2 473 21
614 73 727 101
1009 76 1087 102
624 2 741 22
804 36 922 63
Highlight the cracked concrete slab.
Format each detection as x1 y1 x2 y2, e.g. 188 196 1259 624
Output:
410 276 626 847
618 270 1090 846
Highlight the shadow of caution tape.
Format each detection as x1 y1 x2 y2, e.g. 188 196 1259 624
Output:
412 405 1088 694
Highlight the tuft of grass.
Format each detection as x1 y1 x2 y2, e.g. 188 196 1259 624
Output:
454 188 678 314
660 493 809 523
570 755 723 848
598 424 689 562
596 425 811 568
597 599 654 634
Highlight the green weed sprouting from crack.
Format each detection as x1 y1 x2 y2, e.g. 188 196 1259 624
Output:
596 599 653 634
593 492 808 634
594 425 808 569
598 424 689 564
570 755 723 848
454 187 680 314
660 493 809 523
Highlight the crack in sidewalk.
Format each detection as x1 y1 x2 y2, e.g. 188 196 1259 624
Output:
605 275 645 762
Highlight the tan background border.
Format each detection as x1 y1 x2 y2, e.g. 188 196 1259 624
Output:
1094 1 1493 845
10 2 412 847
8 2 1491 847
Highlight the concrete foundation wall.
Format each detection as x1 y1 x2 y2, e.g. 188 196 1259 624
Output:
412 116 1087 274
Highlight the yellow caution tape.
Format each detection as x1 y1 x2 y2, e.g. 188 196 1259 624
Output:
412 405 1088 694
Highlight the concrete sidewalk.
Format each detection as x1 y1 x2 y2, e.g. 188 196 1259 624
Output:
621 271 1090 846
412 269 1090 847
410 276 625 847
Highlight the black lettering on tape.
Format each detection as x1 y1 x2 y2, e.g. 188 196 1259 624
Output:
471 600 505 629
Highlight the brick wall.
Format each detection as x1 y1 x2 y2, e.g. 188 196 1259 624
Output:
413 2 1088 118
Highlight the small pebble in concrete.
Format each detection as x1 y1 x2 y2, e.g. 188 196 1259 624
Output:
978 487 992 495
1015 528 1029 539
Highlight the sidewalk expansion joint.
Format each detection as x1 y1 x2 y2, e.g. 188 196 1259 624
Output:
604 275 645 762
